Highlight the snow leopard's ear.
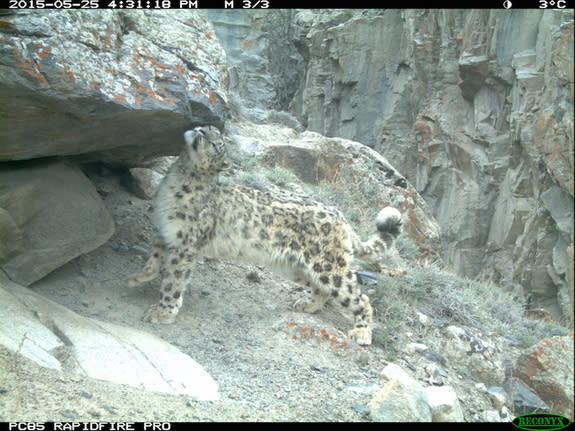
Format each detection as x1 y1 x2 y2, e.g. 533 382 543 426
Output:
219 158 232 172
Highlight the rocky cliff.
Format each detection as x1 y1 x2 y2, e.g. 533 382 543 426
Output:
288 9 574 322
207 9 574 323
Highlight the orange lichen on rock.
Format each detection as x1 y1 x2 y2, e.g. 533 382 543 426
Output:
34 44 51 59
114 94 127 104
62 67 76 82
513 332 574 418
286 322 352 350
13 46 45 84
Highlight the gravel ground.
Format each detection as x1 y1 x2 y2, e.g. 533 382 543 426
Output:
1 166 394 422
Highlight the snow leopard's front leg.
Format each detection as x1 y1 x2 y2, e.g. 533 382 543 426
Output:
144 248 194 324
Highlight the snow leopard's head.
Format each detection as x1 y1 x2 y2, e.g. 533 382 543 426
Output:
183 126 231 176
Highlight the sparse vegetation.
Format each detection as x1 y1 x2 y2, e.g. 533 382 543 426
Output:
395 232 420 262
229 152 299 191
369 261 569 351
308 179 381 239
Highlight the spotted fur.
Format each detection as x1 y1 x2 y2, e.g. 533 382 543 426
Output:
128 126 403 345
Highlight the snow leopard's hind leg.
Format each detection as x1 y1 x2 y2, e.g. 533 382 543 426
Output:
127 244 164 287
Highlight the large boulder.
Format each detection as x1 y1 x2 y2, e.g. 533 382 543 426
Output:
424 386 465 422
0 161 114 286
231 121 442 262
0 271 219 401
368 363 432 422
513 333 574 418
0 10 228 165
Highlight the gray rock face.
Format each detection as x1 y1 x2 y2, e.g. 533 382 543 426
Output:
288 9 574 321
0 10 228 165
503 378 551 415
203 10 303 114
0 274 64 371
0 161 114 286
128 156 177 200
0 272 219 400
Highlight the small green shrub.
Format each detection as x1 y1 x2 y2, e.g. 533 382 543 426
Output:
234 171 269 191
396 233 420 262
264 166 299 187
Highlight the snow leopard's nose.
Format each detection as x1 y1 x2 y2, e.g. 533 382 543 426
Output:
184 130 194 142
184 127 206 140
184 128 203 149
184 127 205 140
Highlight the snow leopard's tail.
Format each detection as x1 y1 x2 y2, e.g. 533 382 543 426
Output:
353 207 403 258
375 207 403 241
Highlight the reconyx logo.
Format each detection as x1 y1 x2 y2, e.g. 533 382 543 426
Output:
512 413 572 431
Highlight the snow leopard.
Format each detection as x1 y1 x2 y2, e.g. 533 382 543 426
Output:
128 125 403 345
